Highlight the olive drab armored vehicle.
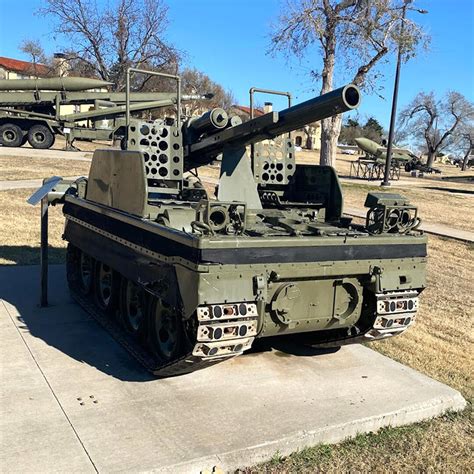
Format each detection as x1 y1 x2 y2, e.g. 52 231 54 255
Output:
33 70 427 377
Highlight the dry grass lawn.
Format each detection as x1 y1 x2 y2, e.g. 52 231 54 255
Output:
0 156 91 181
0 188 67 265
342 182 474 233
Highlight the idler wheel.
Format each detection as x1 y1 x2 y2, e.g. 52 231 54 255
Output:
148 297 182 362
67 245 94 296
93 261 120 314
119 279 146 335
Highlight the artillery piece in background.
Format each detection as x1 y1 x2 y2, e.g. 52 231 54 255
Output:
0 76 206 150
30 69 427 377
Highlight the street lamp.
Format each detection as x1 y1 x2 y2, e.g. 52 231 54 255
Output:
381 1 428 186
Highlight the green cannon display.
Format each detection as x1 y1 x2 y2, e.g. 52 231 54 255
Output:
31 76 427 377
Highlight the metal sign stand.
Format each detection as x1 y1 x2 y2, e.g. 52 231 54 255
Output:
40 196 49 307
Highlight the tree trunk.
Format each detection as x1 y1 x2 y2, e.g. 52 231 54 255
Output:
426 150 436 168
461 146 472 171
320 115 342 167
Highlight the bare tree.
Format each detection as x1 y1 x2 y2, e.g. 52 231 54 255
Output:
270 0 428 166
399 91 474 168
39 0 181 90
460 130 473 171
181 68 235 115
20 40 49 77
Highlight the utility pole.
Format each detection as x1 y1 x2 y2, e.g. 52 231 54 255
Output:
382 1 428 186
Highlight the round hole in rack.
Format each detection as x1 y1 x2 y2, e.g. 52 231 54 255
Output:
159 167 168 177
172 156 180 163
173 143 180 150
276 173 284 182
159 154 168 164
173 169 180 176
276 163 283 171
159 141 168 151
262 172 269 181
160 128 168 138
140 125 149 135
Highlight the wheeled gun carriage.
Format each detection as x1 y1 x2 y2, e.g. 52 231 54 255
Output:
30 69 427 377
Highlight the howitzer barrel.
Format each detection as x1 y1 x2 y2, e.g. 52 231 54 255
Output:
0 77 113 91
186 84 360 164
266 84 360 136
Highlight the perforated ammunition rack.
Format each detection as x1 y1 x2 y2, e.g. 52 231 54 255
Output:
249 87 295 189
253 137 296 185
125 67 183 194
127 119 184 192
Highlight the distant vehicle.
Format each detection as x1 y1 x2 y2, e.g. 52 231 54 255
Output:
354 137 441 174
354 137 415 163
0 76 205 150
338 143 357 155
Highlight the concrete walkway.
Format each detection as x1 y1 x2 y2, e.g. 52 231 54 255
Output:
344 206 474 243
0 265 466 473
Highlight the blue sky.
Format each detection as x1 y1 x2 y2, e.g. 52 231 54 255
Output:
0 0 473 128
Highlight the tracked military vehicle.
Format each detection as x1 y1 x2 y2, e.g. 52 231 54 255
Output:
35 70 427 377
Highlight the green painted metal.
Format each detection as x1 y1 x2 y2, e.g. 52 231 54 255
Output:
0 77 113 91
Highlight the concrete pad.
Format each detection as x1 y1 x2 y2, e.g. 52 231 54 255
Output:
0 265 466 473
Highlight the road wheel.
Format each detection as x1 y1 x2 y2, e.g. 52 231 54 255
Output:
0 123 23 147
93 261 120 314
119 279 146 336
28 124 55 149
66 244 94 296
147 297 182 362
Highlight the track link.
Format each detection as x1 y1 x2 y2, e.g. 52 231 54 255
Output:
71 288 248 376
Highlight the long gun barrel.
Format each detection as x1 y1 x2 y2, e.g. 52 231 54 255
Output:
0 77 113 91
59 99 175 122
185 84 360 167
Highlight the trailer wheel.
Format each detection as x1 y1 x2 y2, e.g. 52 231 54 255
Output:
0 123 23 147
28 124 55 149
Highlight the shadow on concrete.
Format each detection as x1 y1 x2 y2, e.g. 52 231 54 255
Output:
251 336 340 357
0 264 155 382
0 245 66 266
0 264 339 382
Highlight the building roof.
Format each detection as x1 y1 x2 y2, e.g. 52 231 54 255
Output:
0 56 50 77
233 105 264 117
